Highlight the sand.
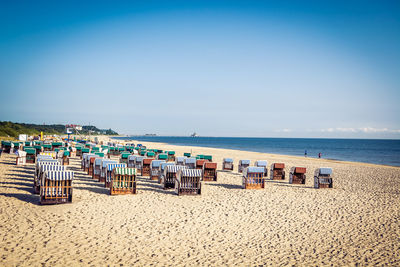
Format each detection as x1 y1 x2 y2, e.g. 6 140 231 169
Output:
0 137 399 266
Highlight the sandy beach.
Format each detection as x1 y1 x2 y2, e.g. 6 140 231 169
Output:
0 137 399 266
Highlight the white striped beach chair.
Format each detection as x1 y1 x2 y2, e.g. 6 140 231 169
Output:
158 162 175 184
105 163 127 187
163 165 187 189
175 169 202 195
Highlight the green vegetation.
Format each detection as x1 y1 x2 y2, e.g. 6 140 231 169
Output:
0 121 118 138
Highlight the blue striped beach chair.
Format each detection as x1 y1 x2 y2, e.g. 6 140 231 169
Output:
222 158 234 171
314 168 333 189
150 160 165 181
158 162 175 184
255 160 268 177
184 157 197 169
35 165 66 194
238 159 251 173
100 159 117 183
40 170 74 204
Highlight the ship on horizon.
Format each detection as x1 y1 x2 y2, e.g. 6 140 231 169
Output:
190 132 198 137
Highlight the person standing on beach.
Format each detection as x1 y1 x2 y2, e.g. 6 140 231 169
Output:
304 150 307 157
318 152 322 158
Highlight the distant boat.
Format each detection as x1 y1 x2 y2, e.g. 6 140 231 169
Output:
190 132 198 137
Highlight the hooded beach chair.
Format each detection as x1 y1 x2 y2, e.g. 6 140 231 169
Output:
255 160 268 177
196 159 208 170
162 165 188 189
222 158 234 171
159 162 175 184
110 167 137 195
24 147 36 163
167 151 175 162
314 168 333 189
100 159 117 183
270 163 285 180
242 167 265 189
1 141 12 153
175 156 185 166
40 170 74 205
61 150 70 165
127 155 137 168
238 159 250 173
157 153 168 161
183 152 191 158
105 163 127 187
120 152 131 164
16 150 27 166
184 157 197 169
93 157 104 180
134 156 146 172
87 155 100 175
150 160 165 181
35 165 66 194
203 162 217 181
175 169 202 196
141 158 153 177
289 167 307 184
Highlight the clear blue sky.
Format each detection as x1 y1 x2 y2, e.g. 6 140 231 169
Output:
1 0 399 138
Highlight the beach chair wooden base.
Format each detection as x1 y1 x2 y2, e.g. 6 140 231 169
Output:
150 175 159 181
26 155 35 164
271 170 285 180
243 174 264 189
222 166 233 171
110 174 136 195
203 169 217 182
141 166 151 177
62 157 69 165
290 174 306 184
163 174 176 189
175 180 201 196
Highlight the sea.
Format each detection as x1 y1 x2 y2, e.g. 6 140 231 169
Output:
114 136 400 167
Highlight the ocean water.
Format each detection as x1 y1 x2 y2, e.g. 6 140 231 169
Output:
114 136 400 167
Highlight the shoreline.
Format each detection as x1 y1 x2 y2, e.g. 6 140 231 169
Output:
110 136 400 169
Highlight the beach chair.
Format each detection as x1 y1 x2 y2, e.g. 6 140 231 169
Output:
238 159 250 173
162 165 187 189
134 156 146 172
16 150 27 166
120 152 131 164
40 170 74 205
175 156 185 166
157 153 168 161
35 165 66 194
222 158 234 171
167 151 175 162
24 147 36 163
34 158 59 185
175 169 202 196
289 167 307 184
242 167 265 189
127 155 137 168
183 152 191 157
100 160 117 183
87 155 99 175
203 162 217 181
159 162 175 184
43 144 52 151
81 148 90 159
105 163 127 187
255 160 268 177
270 163 285 180
33 145 43 156
196 159 208 170
110 167 137 195
1 141 12 153
314 168 333 189
93 157 104 180
184 157 197 169
150 160 165 181
51 142 63 150
76 146 83 157
141 158 153 177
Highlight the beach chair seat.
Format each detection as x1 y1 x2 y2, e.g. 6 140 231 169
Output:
314 167 333 189
110 167 137 195
150 160 165 181
141 158 153 177
184 157 197 169
270 163 285 180
238 160 250 173
222 158 234 171
289 167 307 184
40 170 73 204
243 167 265 189
100 159 117 183
175 169 202 196
163 165 187 189
105 163 127 187
203 162 217 181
